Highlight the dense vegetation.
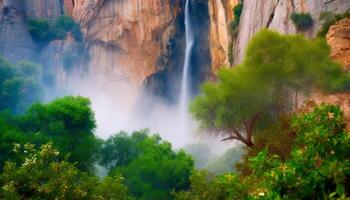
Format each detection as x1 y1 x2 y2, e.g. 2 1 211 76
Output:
0 57 42 114
27 15 82 43
101 131 193 199
1 26 350 199
176 103 350 199
290 12 314 30
191 30 350 147
0 95 194 199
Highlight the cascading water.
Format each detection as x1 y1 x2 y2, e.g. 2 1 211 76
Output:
179 0 194 135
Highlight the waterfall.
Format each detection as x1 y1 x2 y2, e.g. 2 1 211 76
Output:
179 0 194 135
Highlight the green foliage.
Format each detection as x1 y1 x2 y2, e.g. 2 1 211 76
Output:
178 104 350 199
0 96 100 172
246 104 350 199
290 12 314 30
27 19 57 42
191 29 350 147
0 143 130 200
19 96 100 171
236 117 296 176
173 171 248 200
106 130 194 200
55 15 83 41
0 57 43 114
27 15 82 43
318 10 350 38
99 130 148 170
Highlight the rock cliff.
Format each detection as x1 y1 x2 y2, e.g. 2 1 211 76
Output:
327 17 350 70
208 0 237 73
315 18 350 123
234 0 350 64
0 0 349 104
69 0 180 85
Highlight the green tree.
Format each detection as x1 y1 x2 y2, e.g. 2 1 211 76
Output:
246 104 350 199
178 104 350 199
0 143 130 200
99 130 148 170
190 30 349 147
18 96 100 171
106 131 194 200
0 57 43 114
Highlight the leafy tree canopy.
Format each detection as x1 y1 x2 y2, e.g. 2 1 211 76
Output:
177 103 350 199
190 29 350 147
0 57 42 114
0 96 100 172
103 130 194 200
0 143 130 200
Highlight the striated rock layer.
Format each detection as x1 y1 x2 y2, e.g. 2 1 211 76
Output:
208 0 238 73
70 0 180 86
327 18 350 70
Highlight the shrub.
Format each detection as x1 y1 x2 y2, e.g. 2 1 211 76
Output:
27 16 82 43
290 12 314 30
27 19 56 42
55 15 83 41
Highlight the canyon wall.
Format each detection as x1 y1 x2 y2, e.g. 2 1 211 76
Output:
315 17 350 123
70 0 180 86
0 0 182 88
144 0 212 102
208 0 238 73
234 0 350 64
0 0 349 103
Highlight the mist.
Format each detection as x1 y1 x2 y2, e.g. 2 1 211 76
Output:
44 67 235 157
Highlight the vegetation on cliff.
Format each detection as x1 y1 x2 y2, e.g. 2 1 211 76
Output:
27 15 82 43
290 12 314 30
318 10 350 38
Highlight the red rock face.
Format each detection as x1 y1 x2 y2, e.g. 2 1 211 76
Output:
327 18 350 71
67 0 180 86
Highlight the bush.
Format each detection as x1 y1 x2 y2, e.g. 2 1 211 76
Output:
55 15 83 41
27 15 82 43
290 12 314 30
27 19 56 42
